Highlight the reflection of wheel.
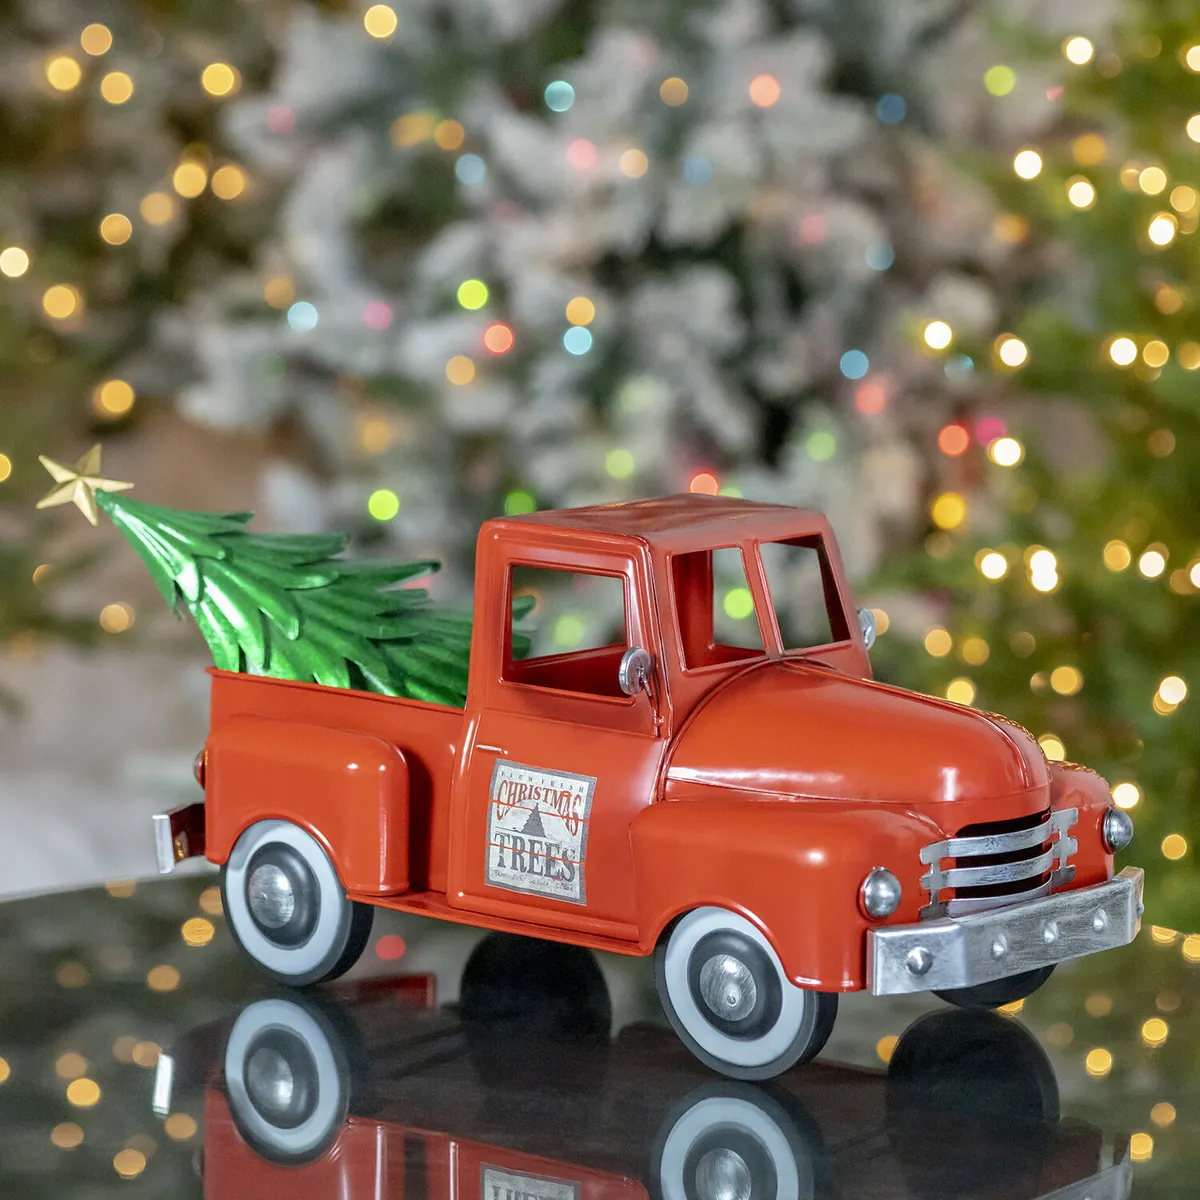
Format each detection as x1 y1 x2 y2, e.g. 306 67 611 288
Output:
934 965 1055 1010
221 820 373 986
223 997 351 1165
655 909 837 1081
653 1083 821 1200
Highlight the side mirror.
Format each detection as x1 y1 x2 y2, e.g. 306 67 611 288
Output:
618 647 654 697
858 607 877 651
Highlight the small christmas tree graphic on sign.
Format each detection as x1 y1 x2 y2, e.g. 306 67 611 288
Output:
38 446 522 707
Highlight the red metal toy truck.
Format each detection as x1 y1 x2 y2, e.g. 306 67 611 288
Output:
155 496 1143 1079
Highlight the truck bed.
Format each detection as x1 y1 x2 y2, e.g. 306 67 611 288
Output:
207 668 463 893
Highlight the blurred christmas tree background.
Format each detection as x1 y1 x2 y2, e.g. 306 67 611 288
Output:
0 0 1195 929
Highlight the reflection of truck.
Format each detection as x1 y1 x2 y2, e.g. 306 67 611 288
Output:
156 495 1143 1078
154 955 1132 1200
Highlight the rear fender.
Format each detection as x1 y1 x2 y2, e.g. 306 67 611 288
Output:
631 799 940 991
205 714 410 895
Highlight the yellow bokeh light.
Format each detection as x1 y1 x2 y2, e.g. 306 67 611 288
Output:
140 192 177 226
1142 1017 1169 1047
1143 339 1169 367
211 164 247 200
1148 213 1178 246
199 886 223 915
66 1078 101 1107
80 24 112 56
1162 833 1188 860
445 355 476 385
996 335 1028 367
0 247 30 277
368 489 400 521
1155 285 1183 314
52 1122 84 1149
391 111 434 146
0 454 11 483
1050 665 1083 695
46 55 83 91
979 551 1008 580
1084 1048 1112 1077
201 62 239 97
164 1113 198 1140
605 448 635 479
923 320 952 350
172 162 208 198
1183 934 1200 962
1151 1102 1176 1127
113 1149 147 1179
363 4 398 38
875 1034 899 1063
565 296 596 326
1158 675 1187 705
660 77 689 106
1038 734 1066 761
1112 782 1140 810
994 212 1029 243
264 275 294 308
1170 185 1198 212
1140 166 1168 194
871 608 889 635
94 379 135 417
1013 149 1043 179
1084 991 1112 1017
1104 539 1131 570
132 1041 160 1068
99 602 135 633
181 917 215 946
43 284 81 320
1152 925 1178 944
1186 45 1200 72
1109 336 1137 366
1073 133 1107 165
434 120 464 150
99 213 133 245
961 637 989 665
1066 177 1096 209
1063 36 1094 65
619 148 649 178
930 492 966 530
1139 549 1166 578
1130 1132 1153 1162
55 1053 87 1080
146 964 180 992
945 678 976 705
924 628 952 657
987 436 1023 467
57 961 89 988
1188 115 1200 143
100 71 134 104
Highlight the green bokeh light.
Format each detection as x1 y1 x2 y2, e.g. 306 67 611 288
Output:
457 279 489 310
554 614 585 646
723 587 755 620
605 448 635 478
984 65 1016 96
368 489 400 520
504 489 536 515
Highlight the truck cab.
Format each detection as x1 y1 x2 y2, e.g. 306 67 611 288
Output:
158 495 1143 1082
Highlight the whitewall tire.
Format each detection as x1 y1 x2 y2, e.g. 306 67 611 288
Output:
224 997 351 1164
655 908 837 1081
221 820 373 986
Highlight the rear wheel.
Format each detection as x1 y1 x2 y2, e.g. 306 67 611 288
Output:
655 908 837 1081
221 820 374 986
934 965 1055 1010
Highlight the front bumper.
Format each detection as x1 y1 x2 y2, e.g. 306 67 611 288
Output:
868 866 1144 996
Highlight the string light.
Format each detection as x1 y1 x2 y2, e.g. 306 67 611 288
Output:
930 492 966 529
456 279 488 310
660 77 688 105
978 551 1008 579
99 602 135 633
565 296 595 325
46 55 83 91
503 490 536 515
1138 548 1166 577
434 120 464 150
1050 665 1083 695
961 637 989 665
99 213 133 244
445 355 475 385
172 161 207 198
619 149 649 178
52 1123 84 1149
93 379 135 418
1084 1048 1112 1077
1013 149 1043 179
987 436 1023 466
984 65 1016 96
1143 339 1169 367
1181 342 1200 369
1063 36 1094 65
605 448 635 479
1130 1133 1153 1163
1148 213 1178 245
1186 45 1200 72
876 1035 899 1063
924 628 952 656
1188 115 1200 143
566 139 597 170
391 112 433 145
113 1150 147 1180
1183 935 1200 962
945 678 976 705
80 24 112 55
923 320 952 349
1158 675 1187 705
995 335 1028 367
211 165 247 200
689 472 719 495
483 323 514 353
363 4 398 38
100 71 134 104
264 275 294 308
1162 833 1188 860
544 81 575 112
1151 1103 1176 1128
1104 540 1132 570
287 301 317 332
66 1079 101 1107
1029 548 1059 592
563 327 593 355
1073 134 1107 165
201 63 239 97
181 917 214 946
1139 166 1167 194
43 285 81 320
749 75 781 107
1067 177 1096 208
1154 284 1183 314
1108 336 1137 366
937 424 969 455
0 247 30 277
1039 734 1066 761
1170 185 1198 211
1112 782 1140 809
1084 992 1112 1016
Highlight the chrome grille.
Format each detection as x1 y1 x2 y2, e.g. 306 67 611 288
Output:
920 808 1077 917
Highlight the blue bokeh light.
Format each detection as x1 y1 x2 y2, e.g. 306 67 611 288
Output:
287 301 318 332
683 154 712 184
563 326 593 355
544 81 575 112
876 94 907 124
455 154 487 185
864 241 894 271
839 349 869 379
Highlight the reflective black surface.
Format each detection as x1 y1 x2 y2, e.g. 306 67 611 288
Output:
0 875 1193 1196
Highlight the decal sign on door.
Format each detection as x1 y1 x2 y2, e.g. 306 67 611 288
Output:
486 759 595 905
482 1166 580 1200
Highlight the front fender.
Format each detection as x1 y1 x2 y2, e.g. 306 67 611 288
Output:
1050 761 1115 888
631 799 941 991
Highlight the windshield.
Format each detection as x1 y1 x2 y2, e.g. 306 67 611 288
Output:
757 536 850 650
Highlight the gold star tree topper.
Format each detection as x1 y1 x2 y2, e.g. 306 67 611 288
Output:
37 445 133 526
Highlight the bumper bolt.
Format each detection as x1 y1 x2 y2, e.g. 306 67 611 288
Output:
1043 921 1058 945
991 934 1008 960
905 947 933 976
1093 908 1108 933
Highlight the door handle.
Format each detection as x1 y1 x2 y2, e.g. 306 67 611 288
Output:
476 744 507 755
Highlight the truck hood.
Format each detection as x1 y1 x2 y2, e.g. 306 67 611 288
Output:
666 660 1050 822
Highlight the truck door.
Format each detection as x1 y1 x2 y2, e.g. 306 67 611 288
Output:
448 546 664 940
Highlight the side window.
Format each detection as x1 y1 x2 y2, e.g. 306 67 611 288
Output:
672 546 765 670
758 538 849 649
505 565 630 697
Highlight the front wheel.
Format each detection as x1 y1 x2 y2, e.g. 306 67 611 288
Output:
655 908 838 1081
935 965 1055 1010
221 820 374 986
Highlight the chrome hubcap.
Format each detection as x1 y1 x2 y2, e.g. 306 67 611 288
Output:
248 864 296 929
245 1046 296 1116
695 1148 753 1200
698 953 758 1022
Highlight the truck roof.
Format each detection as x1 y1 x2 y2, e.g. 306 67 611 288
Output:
489 495 829 552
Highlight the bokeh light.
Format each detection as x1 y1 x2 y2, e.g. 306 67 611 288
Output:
363 4 398 37
749 74 781 107
1013 149 1043 179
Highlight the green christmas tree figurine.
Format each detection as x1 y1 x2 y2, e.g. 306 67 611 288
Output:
37 447 510 707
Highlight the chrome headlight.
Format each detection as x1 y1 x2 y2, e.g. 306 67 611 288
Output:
861 867 902 918
858 607 877 651
1102 806 1134 853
